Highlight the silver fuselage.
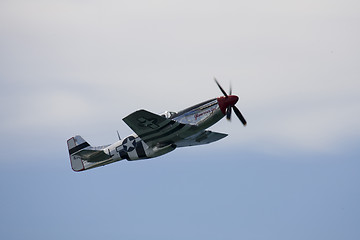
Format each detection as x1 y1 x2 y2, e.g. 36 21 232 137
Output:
83 98 224 169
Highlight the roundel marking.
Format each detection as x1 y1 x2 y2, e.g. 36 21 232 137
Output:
123 136 137 152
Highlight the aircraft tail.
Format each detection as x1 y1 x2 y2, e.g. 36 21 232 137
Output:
67 135 90 171
67 135 112 172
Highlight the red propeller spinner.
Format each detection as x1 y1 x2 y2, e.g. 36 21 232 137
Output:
215 78 247 126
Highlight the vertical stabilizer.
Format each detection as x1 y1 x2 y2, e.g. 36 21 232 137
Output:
67 136 90 172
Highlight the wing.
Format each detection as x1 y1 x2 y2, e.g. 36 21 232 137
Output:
175 130 228 148
123 109 198 147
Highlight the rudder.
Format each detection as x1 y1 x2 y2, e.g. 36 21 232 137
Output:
67 135 90 172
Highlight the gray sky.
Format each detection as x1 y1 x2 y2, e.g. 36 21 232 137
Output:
1 1 359 239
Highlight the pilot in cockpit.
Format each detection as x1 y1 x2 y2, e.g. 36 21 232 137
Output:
160 111 177 119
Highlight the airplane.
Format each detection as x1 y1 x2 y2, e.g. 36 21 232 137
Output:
67 79 247 172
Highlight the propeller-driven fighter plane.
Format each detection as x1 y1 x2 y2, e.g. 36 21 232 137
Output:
67 79 246 171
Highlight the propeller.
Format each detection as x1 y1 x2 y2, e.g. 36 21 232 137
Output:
214 78 247 126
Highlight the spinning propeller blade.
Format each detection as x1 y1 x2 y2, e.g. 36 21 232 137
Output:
233 106 247 126
226 106 232 120
215 78 247 126
214 77 228 97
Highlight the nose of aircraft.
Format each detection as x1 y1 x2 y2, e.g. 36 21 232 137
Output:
217 95 239 114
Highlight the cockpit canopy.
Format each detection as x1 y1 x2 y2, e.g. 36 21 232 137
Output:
160 111 177 119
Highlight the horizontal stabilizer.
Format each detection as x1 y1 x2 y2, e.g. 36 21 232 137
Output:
74 149 111 162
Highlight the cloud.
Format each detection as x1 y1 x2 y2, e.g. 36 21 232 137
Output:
1 0 359 159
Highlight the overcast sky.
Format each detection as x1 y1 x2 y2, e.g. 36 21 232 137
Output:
1 0 359 239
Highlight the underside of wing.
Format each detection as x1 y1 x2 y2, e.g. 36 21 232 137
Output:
123 109 198 147
175 130 228 148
